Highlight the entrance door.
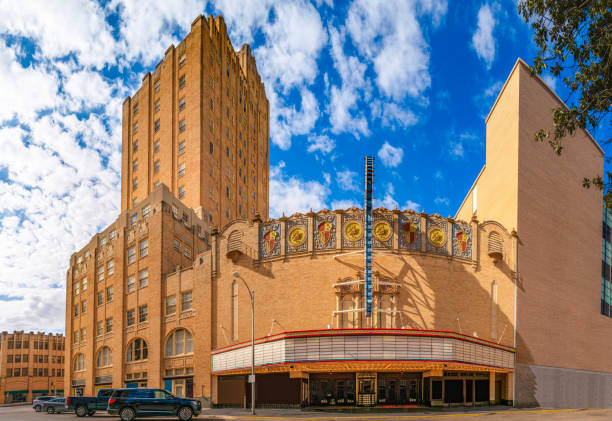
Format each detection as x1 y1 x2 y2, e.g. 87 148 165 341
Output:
357 378 375 405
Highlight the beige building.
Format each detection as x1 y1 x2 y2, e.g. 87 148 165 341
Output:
65 12 610 409
0 331 65 404
121 14 269 229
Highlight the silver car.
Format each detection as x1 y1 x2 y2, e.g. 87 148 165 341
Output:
41 398 70 414
32 396 56 412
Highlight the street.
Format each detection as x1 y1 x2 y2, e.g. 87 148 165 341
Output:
2 405 612 421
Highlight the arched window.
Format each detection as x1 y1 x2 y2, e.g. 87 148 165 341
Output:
73 354 85 372
126 338 148 362
165 329 193 357
96 347 112 368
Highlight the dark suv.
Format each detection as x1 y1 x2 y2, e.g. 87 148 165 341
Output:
107 388 201 421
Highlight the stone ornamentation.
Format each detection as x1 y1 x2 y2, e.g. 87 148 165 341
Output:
452 223 472 259
285 218 308 255
314 215 336 250
426 218 448 254
342 213 365 248
373 213 393 248
259 223 281 259
399 214 421 251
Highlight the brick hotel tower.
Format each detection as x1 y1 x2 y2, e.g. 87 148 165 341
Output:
121 15 270 228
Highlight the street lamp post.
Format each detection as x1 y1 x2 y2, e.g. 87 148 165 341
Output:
232 271 255 415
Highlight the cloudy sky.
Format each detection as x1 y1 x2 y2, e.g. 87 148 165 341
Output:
0 0 607 333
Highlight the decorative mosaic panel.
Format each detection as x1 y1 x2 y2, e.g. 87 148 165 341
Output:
373 212 393 248
285 218 308 255
342 213 365 248
313 214 336 250
426 218 448 255
259 222 281 259
452 223 473 260
398 214 421 251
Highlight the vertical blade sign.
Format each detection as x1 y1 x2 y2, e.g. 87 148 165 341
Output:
364 156 374 317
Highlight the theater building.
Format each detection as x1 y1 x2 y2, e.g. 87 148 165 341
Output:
66 12 611 409
0 331 65 403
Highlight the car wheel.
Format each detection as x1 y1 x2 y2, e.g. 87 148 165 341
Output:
47 407 55 414
120 407 136 421
75 405 88 417
178 406 193 421
34 405 41 412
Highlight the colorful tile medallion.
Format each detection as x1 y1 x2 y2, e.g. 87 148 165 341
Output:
452 223 472 259
399 214 421 251
373 213 393 248
342 213 365 248
259 222 281 259
314 214 336 250
286 218 308 255
426 218 448 254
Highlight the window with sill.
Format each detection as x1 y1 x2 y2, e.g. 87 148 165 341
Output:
127 338 148 362
165 328 193 356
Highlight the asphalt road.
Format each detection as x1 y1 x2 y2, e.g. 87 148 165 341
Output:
3 405 612 421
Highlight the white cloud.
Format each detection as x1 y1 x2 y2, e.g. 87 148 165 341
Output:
377 141 404 168
472 3 498 69
331 199 360 209
451 142 465 157
434 196 450 206
307 134 335 154
346 0 436 101
380 103 418 129
63 70 114 109
271 88 319 150
269 162 330 217
405 200 421 211
337 169 359 192
484 80 504 97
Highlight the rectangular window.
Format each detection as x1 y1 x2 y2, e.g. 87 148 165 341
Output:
154 119 160 132
106 286 113 302
100 237 107 248
133 140 138 153
179 75 185 89
82 277 88 291
97 291 104 306
110 230 116 240
226 186 229 198
139 238 148 257
133 159 138 172
178 162 185 178
178 141 185 155
181 291 193 312
74 304 79 317
96 321 103 337
81 300 87 314
80 328 86 343
133 178 138 191
127 275 135 293
139 269 149 288
154 79 160 92
73 331 78 344
166 296 176 315
179 54 186 68
178 186 185 199
128 246 136 264
184 245 192 258
75 281 80 296
107 259 114 275
154 159 160 173
142 205 150 218
127 309 135 326
209 120 213 132
179 119 186 133
97 265 104 281
173 239 180 252
138 305 148 323
209 142 214 154
154 140 160 153
179 97 185 111
154 99 160 113
209 186 213 198
106 317 113 333
133 122 138 134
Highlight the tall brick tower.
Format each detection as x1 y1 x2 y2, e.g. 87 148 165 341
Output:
121 15 270 229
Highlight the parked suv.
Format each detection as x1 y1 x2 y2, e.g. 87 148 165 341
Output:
32 396 56 412
107 388 201 421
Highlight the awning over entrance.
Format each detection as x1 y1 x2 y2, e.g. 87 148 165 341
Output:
212 329 514 374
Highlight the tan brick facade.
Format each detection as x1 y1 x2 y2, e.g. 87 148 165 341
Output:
120 15 269 229
0 331 65 403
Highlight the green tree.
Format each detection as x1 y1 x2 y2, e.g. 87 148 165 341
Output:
518 0 611 202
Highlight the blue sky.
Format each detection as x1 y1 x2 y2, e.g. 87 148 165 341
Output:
0 0 607 332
